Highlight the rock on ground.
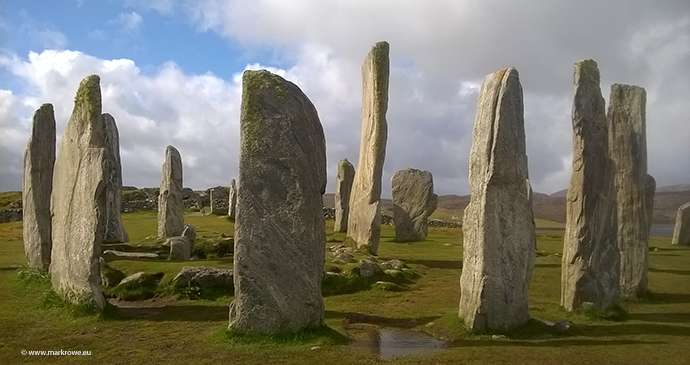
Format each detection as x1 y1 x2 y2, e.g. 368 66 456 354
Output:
230 69 327 334
608 84 652 298
458 68 536 332
23 103 56 271
672 202 690 245
561 60 620 311
173 266 233 289
391 168 438 242
169 236 192 260
334 158 355 233
102 113 129 243
50 75 108 310
158 145 184 237
347 41 389 255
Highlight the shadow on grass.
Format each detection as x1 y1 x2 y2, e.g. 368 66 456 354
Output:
223 325 349 346
403 259 462 270
574 323 690 337
628 312 690 323
107 303 228 322
628 292 690 305
535 263 561 268
447 338 664 348
326 310 440 328
649 267 690 276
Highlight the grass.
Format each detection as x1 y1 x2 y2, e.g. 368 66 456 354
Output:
0 191 21 211
0 212 689 364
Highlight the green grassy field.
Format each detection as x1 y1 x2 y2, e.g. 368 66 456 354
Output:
0 212 689 364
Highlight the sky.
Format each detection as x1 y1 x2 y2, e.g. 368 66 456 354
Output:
0 0 688 197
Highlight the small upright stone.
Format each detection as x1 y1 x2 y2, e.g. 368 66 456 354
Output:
391 169 437 242
347 41 389 255
561 60 619 311
334 159 355 232
228 179 237 220
458 68 536 332
608 84 652 298
158 146 184 237
672 202 690 245
102 113 129 243
23 103 56 271
50 75 107 309
210 186 229 215
230 70 326 334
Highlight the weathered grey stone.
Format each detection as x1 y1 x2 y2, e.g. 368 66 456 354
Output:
118 272 164 287
102 250 160 259
169 236 192 260
182 224 196 243
354 260 381 277
347 41 389 255
608 84 652 298
158 145 184 237
22 103 55 271
172 266 233 290
50 75 107 309
561 60 620 312
228 179 237 220
391 168 438 242
230 69 326 334
210 186 229 215
672 202 690 245
334 158 355 232
102 113 129 243
459 68 536 332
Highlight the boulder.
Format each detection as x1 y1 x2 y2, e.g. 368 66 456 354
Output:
169 236 192 260
172 266 233 290
102 113 129 243
458 68 536 332
347 41 389 255
334 158 355 232
672 202 690 245
391 168 438 242
354 260 381 277
182 224 196 243
119 272 164 287
158 145 184 237
230 70 327 334
22 103 56 271
102 250 160 259
50 75 108 310
608 84 652 298
561 60 620 311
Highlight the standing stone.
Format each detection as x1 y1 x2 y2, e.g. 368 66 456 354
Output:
347 41 389 255
391 168 438 242
210 186 229 215
645 174 656 235
102 113 129 243
672 202 690 245
228 179 237 220
229 70 326 334
334 159 355 232
158 146 184 237
608 84 652 298
561 60 619 311
50 75 107 309
458 68 536 332
22 103 56 271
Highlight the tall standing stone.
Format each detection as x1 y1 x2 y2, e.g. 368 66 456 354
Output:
102 113 129 243
459 68 535 332
608 84 652 298
22 103 56 271
229 70 326 334
210 186 229 215
561 60 619 311
50 75 107 309
391 168 437 242
158 146 184 237
347 41 389 255
672 202 690 245
334 159 355 232
228 179 237 220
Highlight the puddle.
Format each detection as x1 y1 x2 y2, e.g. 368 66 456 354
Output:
352 328 446 360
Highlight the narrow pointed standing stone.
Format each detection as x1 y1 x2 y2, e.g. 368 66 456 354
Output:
228 179 237 220
50 75 107 309
347 41 389 255
334 159 355 232
561 60 619 311
608 84 652 298
230 70 326 334
672 202 690 245
459 68 536 332
158 146 184 237
23 103 56 271
391 168 437 242
102 113 129 243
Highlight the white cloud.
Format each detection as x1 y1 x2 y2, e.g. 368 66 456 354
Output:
114 11 143 34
